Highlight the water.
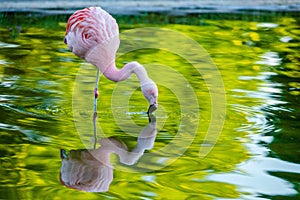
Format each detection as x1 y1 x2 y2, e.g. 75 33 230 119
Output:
1 12 300 199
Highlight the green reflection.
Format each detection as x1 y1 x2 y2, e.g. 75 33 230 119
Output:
0 12 299 199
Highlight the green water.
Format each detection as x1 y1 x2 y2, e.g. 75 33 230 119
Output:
0 12 300 199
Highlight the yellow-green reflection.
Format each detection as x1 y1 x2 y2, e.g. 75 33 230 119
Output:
0 13 299 199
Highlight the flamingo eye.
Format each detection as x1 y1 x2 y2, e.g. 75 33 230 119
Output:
84 33 90 39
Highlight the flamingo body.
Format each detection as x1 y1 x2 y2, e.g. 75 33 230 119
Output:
65 7 158 112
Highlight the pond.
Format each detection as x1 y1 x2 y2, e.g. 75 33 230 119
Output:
0 10 300 199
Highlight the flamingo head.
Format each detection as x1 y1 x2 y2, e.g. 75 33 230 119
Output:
64 7 119 61
141 82 158 114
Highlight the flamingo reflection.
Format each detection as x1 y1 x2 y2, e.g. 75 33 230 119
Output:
59 114 157 192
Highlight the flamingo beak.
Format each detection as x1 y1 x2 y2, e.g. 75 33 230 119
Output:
60 148 67 159
148 113 156 123
147 104 157 114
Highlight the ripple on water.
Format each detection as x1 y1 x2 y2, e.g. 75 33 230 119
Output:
0 41 20 48
255 52 282 66
228 45 300 196
256 22 279 29
0 121 50 143
207 156 300 197
0 12 299 199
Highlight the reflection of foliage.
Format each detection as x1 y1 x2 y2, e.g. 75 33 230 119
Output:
0 11 300 199
1 11 299 30
0 12 69 29
8 25 22 39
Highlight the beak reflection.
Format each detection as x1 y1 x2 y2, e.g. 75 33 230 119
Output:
147 104 157 114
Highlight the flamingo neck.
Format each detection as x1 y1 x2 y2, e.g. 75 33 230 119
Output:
84 42 151 85
102 61 152 85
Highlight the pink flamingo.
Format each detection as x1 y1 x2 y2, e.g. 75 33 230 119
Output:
64 7 158 115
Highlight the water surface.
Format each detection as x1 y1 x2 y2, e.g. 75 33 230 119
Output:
0 12 300 199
